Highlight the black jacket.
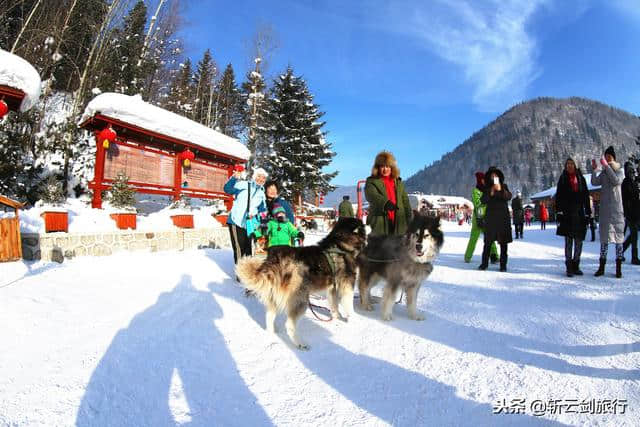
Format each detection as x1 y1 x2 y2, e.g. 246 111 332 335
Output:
481 167 513 244
622 176 640 222
555 170 591 240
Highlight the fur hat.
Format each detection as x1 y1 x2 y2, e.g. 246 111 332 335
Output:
371 151 399 179
475 172 485 186
604 146 616 160
565 156 580 170
485 166 505 184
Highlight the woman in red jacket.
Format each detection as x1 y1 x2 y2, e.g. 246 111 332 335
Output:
539 203 549 230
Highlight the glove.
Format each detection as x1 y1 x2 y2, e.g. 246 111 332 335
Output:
297 232 305 241
249 232 258 242
600 156 608 167
384 200 397 211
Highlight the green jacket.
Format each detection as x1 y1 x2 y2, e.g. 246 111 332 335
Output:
364 176 412 235
471 187 487 229
338 200 355 218
254 219 301 247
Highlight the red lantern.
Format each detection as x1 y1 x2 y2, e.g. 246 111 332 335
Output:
179 149 195 167
319 193 325 204
0 99 8 119
97 126 117 149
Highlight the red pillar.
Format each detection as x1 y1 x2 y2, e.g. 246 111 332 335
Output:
91 131 106 209
174 153 182 201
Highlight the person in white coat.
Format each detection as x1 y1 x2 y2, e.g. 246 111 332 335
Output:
591 146 625 278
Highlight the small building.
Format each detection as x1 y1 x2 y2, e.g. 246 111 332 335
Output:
79 93 250 210
0 195 24 262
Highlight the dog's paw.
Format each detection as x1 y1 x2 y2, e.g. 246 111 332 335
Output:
409 312 425 321
296 342 310 351
361 303 374 311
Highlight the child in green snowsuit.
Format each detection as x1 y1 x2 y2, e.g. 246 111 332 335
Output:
253 204 304 248
464 172 498 263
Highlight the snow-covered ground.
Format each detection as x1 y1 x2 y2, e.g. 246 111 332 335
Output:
1 221 638 426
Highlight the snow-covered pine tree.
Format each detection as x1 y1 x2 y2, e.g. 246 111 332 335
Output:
166 59 194 115
39 174 65 206
0 110 44 203
192 49 217 125
214 63 244 138
109 171 136 210
95 1 151 95
261 66 337 202
140 1 184 105
241 57 268 168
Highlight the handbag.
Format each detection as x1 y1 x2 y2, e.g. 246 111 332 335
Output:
475 205 486 228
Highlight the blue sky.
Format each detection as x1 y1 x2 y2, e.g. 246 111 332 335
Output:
178 0 640 186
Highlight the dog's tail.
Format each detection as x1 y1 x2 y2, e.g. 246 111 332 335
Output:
236 256 304 311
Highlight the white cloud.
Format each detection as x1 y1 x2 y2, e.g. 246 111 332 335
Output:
376 0 550 112
610 0 640 21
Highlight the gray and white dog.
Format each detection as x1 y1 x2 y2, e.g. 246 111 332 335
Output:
357 213 443 321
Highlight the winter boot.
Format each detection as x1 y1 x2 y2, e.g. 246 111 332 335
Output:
499 252 508 272
594 258 606 277
572 260 583 275
616 259 622 278
565 260 574 277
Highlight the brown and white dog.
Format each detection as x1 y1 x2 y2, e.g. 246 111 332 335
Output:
236 217 366 350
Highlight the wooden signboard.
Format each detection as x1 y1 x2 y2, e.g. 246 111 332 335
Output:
182 161 228 193
104 143 174 187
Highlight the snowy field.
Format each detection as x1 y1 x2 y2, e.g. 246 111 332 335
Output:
1 221 638 426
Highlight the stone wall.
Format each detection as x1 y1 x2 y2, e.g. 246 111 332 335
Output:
21 227 231 262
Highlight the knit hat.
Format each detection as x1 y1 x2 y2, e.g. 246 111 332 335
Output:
475 172 485 186
604 146 616 160
271 203 285 216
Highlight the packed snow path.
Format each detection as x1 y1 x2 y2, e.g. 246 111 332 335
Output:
1 222 638 426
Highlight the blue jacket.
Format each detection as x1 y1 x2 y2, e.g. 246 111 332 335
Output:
223 177 266 228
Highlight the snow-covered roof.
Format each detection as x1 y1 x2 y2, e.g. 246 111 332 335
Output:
0 48 42 111
80 93 250 160
530 173 601 200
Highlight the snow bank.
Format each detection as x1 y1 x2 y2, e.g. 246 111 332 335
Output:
0 48 42 111
1 221 638 426
80 93 250 160
19 198 223 233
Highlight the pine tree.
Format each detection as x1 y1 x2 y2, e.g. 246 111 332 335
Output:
214 63 244 138
261 66 337 202
241 57 268 168
192 49 217 124
109 171 136 210
166 59 194 115
39 174 66 206
0 110 44 203
95 1 151 95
